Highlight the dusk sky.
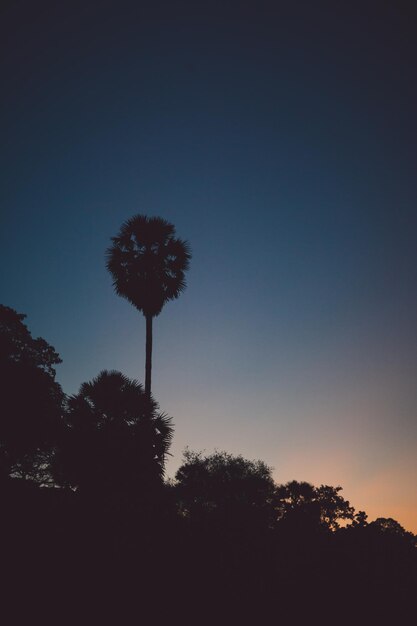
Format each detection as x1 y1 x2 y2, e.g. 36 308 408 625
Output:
1 1 416 531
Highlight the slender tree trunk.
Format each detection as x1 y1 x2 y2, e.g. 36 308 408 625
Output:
145 314 153 400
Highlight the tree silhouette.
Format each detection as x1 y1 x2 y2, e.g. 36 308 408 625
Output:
53 370 173 494
0 305 63 482
106 215 191 399
0 304 61 376
175 449 276 530
275 480 355 531
369 517 417 547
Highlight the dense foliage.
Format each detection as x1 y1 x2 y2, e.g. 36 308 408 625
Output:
0 305 63 482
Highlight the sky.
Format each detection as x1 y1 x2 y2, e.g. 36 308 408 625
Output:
1 1 416 531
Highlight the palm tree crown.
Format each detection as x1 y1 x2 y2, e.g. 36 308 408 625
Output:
106 215 191 318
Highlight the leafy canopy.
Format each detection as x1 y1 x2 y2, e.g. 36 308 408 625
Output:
275 480 355 531
0 305 63 482
0 304 61 376
175 449 276 528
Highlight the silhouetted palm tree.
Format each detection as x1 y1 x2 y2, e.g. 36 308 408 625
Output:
54 370 173 492
106 215 191 399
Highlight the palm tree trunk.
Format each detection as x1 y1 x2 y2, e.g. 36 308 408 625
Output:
145 314 153 400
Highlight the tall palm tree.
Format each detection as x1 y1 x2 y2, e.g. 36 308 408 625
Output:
106 215 191 399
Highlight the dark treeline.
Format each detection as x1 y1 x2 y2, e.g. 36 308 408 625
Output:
1 216 416 621
2 303 416 622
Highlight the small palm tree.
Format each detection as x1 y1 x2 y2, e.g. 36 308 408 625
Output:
54 370 173 492
106 215 191 399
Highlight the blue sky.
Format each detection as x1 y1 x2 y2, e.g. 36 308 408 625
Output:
1 1 416 530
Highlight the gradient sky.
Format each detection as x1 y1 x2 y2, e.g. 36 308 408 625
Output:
1 1 416 531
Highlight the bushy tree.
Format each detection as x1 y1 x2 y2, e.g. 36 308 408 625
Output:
275 480 355 531
0 305 61 375
175 449 276 530
0 305 63 482
369 517 416 547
